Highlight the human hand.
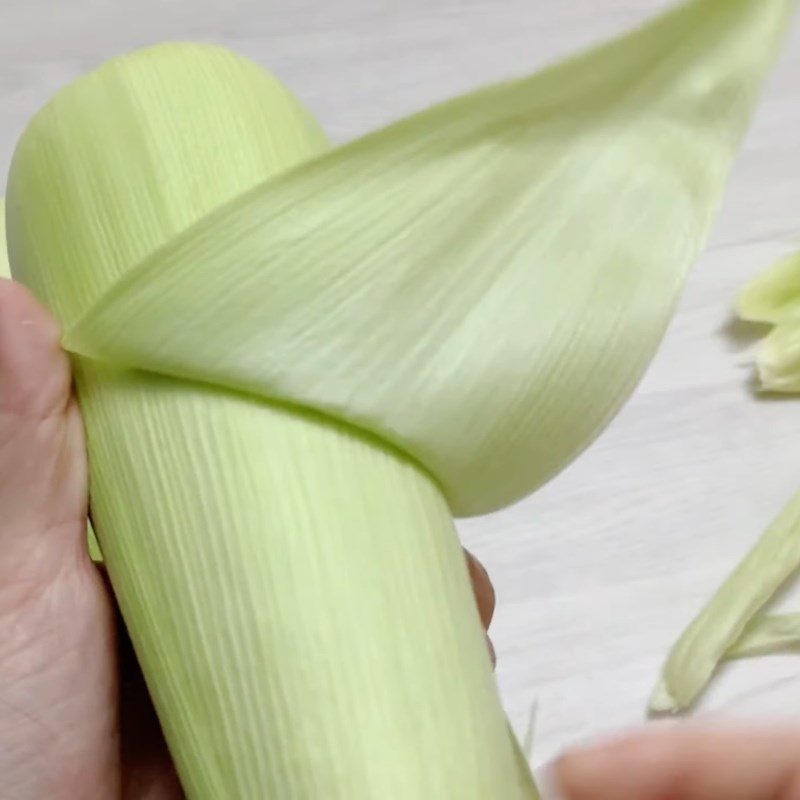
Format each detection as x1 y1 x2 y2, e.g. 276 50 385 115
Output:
547 725 800 799
0 277 497 799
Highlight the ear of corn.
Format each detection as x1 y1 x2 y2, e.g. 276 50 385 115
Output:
4 0 792 796
6 48 538 799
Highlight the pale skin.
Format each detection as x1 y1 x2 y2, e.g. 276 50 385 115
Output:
1 276 799 800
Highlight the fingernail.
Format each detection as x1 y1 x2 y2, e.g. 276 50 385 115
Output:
536 744 617 800
535 761 567 800
486 634 496 667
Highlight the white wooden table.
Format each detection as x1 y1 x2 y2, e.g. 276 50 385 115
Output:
2 0 799 769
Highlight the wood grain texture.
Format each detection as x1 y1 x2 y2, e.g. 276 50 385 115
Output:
2 0 799 769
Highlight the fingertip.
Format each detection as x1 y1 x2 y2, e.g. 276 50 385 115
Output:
465 549 496 628
552 730 684 800
553 746 613 800
536 762 567 800
551 726 800 800
0 277 61 347
0 277 70 417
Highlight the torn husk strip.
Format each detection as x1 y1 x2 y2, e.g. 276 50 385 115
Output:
738 249 800 391
652 244 800 711
756 318 800 393
651 486 800 714
726 614 800 660
5 0 792 795
739 250 800 326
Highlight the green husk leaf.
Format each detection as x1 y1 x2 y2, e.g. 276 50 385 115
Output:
61 0 794 516
86 520 102 561
726 613 800 660
738 250 800 392
756 319 800 392
739 251 800 324
651 488 800 713
652 245 800 710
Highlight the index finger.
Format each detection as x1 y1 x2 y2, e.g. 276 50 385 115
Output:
552 725 800 800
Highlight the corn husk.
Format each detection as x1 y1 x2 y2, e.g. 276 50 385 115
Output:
726 613 800 659
652 246 800 713
740 251 800 390
652 490 800 712
59 0 794 517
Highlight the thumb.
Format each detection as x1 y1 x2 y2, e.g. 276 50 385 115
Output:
547 725 800 800
0 277 87 578
0 277 120 798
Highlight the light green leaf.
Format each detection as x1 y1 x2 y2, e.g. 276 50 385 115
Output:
726 613 800 660
86 520 102 562
61 0 794 516
653 231 800 709
651 488 800 713
756 319 800 392
739 251 800 324
737 244 800 393
738 249 800 391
